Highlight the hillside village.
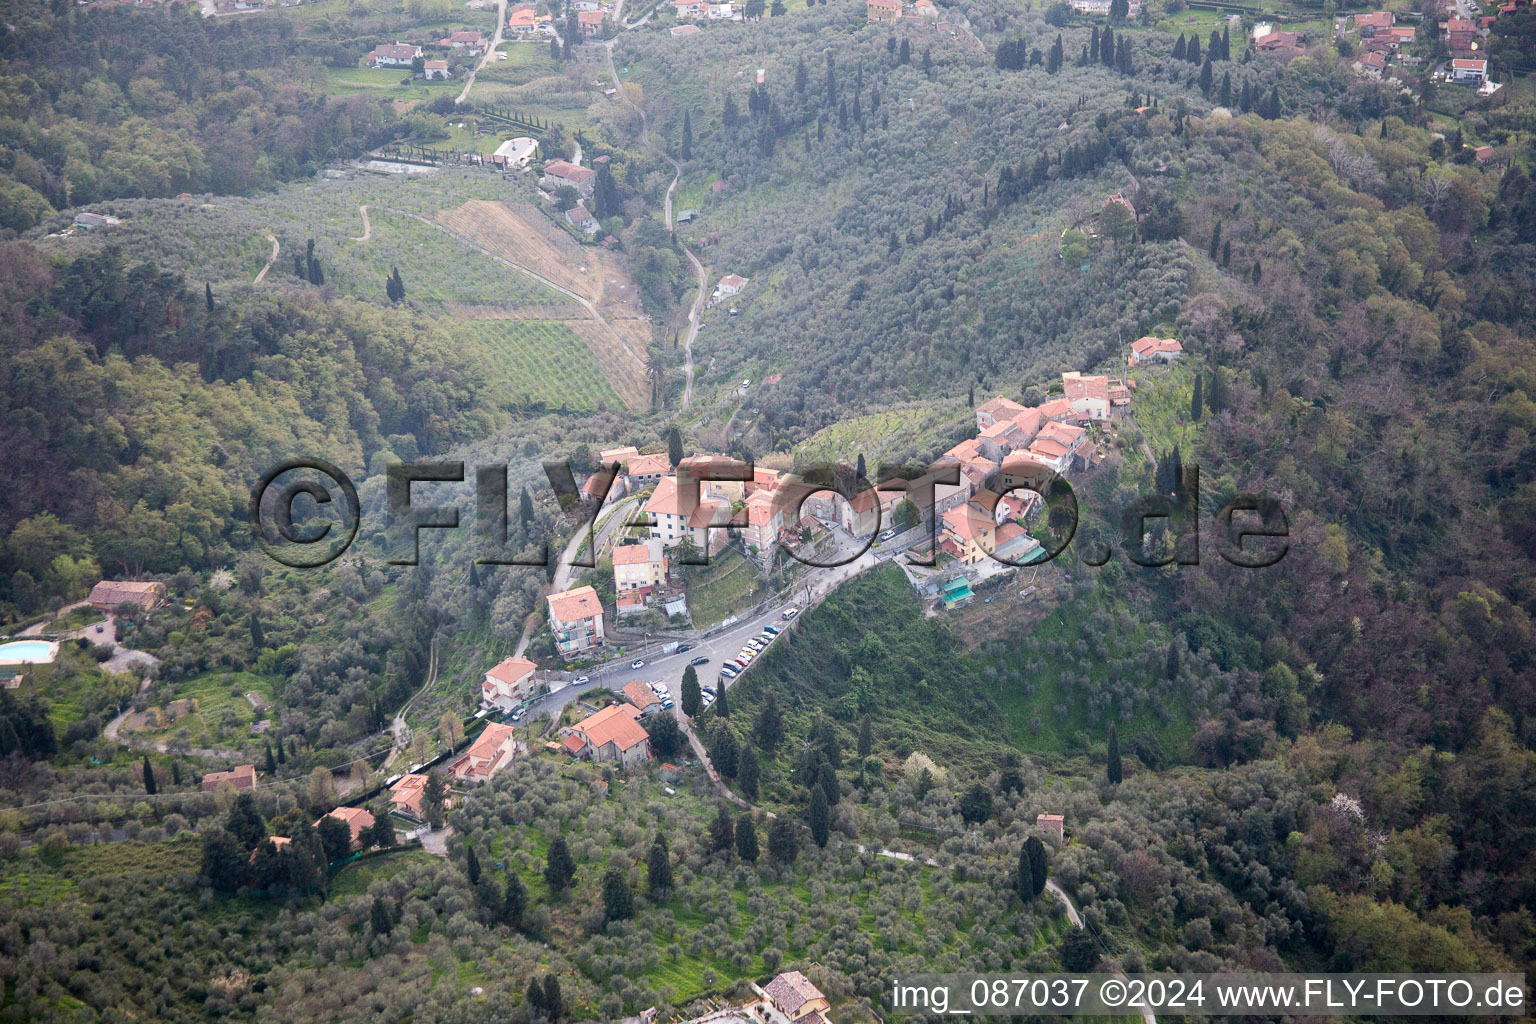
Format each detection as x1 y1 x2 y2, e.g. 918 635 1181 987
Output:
552 343 1182 640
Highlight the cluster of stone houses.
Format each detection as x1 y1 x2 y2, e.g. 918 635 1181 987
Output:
538 159 602 235
863 0 941 23
559 700 652 765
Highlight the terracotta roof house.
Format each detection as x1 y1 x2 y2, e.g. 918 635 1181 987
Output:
1451 57 1488 83
446 29 485 48
613 538 668 592
570 703 650 765
1475 144 1500 165
482 655 538 711
644 476 732 556
88 579 166 612
577 9 605 33
506 6 538 32
422 59 450 80
316 806 376 847
1034 396 1078 422
547 585 605 656
1129 336 1183 365
621 680 662 714
542 159 596 196
389 773 449 820
866 0 900 21
975 395 1027 432
599 444 641 467
447 722 521 783
1355 50 1388 74
1353 10 1394 29
1036 812 1065 840
764 971 831 1021
1253 29 1303 57
673 0 706 18
201 764 258 792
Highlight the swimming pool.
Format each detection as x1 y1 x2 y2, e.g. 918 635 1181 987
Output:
0 640 60 665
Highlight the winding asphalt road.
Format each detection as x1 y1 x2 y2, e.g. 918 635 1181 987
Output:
455 0 508 106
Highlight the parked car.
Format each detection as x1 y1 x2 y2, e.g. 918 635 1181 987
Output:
719 666 738 679
879 529 897 541
510 709 525 722
95 624 105 634
650 682 667 695
756 633 774 643
677 643 694 653
689 656 710 666
631 659 645 669
763 624 781 635
782 607 798 617
733 658 749 669
661 699 674 709
573 675 590 686
701 687 716 697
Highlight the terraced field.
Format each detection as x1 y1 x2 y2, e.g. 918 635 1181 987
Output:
328 209 573 311
452 320 626 412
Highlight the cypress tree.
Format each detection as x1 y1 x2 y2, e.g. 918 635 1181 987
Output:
1252 260 1263 284
1090 25 1100 62
736 813 759 862
709 804 735 852
543 976 564 1022
1166 640 1181 679
1222 239 1231 267
647 833 673 895
1187 33 1200 63
1017 843 1035 901
142 755 156 795
715 684 729 718
205 281 214 312
265 741 277 776
528 978 547 1014
666 425 683 467
768 816 798 863
681 110 692 160
1219 71 1232 108
1026 834 1048 894
1208 220 1222 260
682 665 702 717
1198 55 1214 95
1191 374 1203 422
856 715 872 758
808 785 830 848
503 871 527 929
1172 33 1185 61
545 835 576 892
1221 24 1231 60
250 612 264 648
465 844 481 886
171 759 182 784
371 895 394 935
795 56 807 93
738 741 760 798
1108 726 1123 784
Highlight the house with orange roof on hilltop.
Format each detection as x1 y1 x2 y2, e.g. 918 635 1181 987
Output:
506 5 538 33
570 703 651 765
316 806 375 848
866 0 899 21
447 722 521 783
541 159 596 196
547 585 605 656
1129 336 1183 366
1353 10 1393 31
1451 57 1488 84
389 773 450 821
481 655 538 712
624 452 671 490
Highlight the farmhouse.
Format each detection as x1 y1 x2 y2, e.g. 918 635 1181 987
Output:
565 204 599 234
422 59 451 80
643 475 733 556
88 579 166 612
1129 335 1183 365
712 273 748 303
1253 29 1303 58
1440 16 1476 52
481 654 538 712
569 703 651 765
367 42 423 67
673 0 705 17
763 971 831 1022
1354 51 1387 76
506 5 538 33
201 764 258 792
975 395 1026 431
577 9 605 34
447 722 521 783
865 0 900 22
1036 812 1065 840
73 212 121 231
443 29 486 50
542 159 596 196
547 585 605 656
1061 371 1113 421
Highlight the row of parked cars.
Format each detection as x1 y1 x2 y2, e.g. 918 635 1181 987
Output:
718 621 785 680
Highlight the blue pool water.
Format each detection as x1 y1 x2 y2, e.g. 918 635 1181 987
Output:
0 640 57 663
